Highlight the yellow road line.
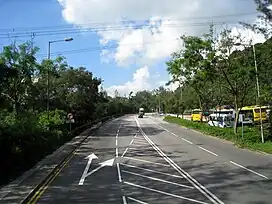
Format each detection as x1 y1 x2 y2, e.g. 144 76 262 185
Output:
27 147 79 204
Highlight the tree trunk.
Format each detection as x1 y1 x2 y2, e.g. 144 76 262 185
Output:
198 96 203 123
233 95 239 135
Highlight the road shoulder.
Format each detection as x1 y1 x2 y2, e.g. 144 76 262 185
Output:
0 122 103 204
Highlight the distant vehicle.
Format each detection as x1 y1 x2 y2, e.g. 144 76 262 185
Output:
208 113 234 128
138 107 144 118
240 106 267 123
191 109 202 122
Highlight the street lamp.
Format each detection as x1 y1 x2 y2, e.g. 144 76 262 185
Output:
46 37 73 119
234 42 264 143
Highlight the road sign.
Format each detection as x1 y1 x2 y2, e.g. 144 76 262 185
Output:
67 113 75 123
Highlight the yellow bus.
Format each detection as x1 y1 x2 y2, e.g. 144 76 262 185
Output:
191 109 202 122
240 106 267 123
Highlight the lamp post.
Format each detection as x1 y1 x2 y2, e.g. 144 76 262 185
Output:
234 42 264 143
46 37 73 119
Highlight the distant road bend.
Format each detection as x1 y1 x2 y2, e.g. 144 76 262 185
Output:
24 115 272 204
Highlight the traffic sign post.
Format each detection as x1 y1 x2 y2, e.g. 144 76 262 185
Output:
67 113 75 133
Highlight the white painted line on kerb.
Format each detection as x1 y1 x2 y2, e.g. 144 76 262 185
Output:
127 196 148 204
122 196 127 204
134 116 224 204
117 163 122 182
123 156 170 167
124 181 210 204
182 138 193 144
198 146 218 157
120 163 184 179
230 161 268 179
122 170 194 189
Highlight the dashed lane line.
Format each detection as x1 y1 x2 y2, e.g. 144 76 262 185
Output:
229 161 268 179
198 146 218 157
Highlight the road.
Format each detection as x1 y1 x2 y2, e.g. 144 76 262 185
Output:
32 115 272 204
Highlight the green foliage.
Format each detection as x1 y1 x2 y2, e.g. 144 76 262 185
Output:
38 109 66 129
0 42 135 185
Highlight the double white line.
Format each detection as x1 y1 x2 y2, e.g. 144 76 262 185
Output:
134 117 224 204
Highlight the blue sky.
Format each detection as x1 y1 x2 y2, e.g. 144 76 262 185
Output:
0 0 141 89
0 0 260 96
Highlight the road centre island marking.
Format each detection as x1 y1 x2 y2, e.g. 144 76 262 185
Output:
134 116 224 204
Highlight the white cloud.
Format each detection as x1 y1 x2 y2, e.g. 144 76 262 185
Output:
57 0 258 67
106 66 151 97
57 0 261 93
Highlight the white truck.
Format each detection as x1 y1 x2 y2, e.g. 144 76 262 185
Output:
138 107 144 118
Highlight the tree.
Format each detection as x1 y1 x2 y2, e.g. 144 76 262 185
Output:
0 42 39 114
214 29 256 134
166 27 216 120
242 0 272 37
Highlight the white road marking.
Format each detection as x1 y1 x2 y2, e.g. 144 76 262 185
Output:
123 156 170 167
78 154 97 185
130 144 144 147
124 181 210 204
116 148 118 157
198 146 218 156
134 137 147 141
129 139 135 145
122 170 194 189
121 148 129 157
171 132 178 137
182 138 193 144
230 161 268 179
120 163 184 179
133 141 149 145
117 163 122 182
122 196 127 204
127 196 148 204
135 117 224 204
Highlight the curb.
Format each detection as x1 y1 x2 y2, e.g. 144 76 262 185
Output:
20 116 116 204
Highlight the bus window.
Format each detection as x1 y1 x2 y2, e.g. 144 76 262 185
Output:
254 108 266 113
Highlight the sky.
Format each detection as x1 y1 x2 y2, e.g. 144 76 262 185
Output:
0 0 267 97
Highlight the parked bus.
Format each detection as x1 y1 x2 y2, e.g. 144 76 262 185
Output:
240 106 267 123
208 113 234 128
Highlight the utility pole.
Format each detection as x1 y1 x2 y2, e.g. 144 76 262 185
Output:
252 44 264 143
46 38 73 121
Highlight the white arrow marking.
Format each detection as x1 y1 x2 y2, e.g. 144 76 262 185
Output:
78 153 98 185
79 158 115 185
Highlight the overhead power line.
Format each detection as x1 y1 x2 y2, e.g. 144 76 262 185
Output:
0 20 254 40
0 11 257 33
0 12 257 40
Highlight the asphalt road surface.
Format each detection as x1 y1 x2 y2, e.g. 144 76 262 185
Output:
34 115 272 204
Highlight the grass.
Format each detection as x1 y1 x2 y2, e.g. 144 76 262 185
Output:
164 116 272 154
